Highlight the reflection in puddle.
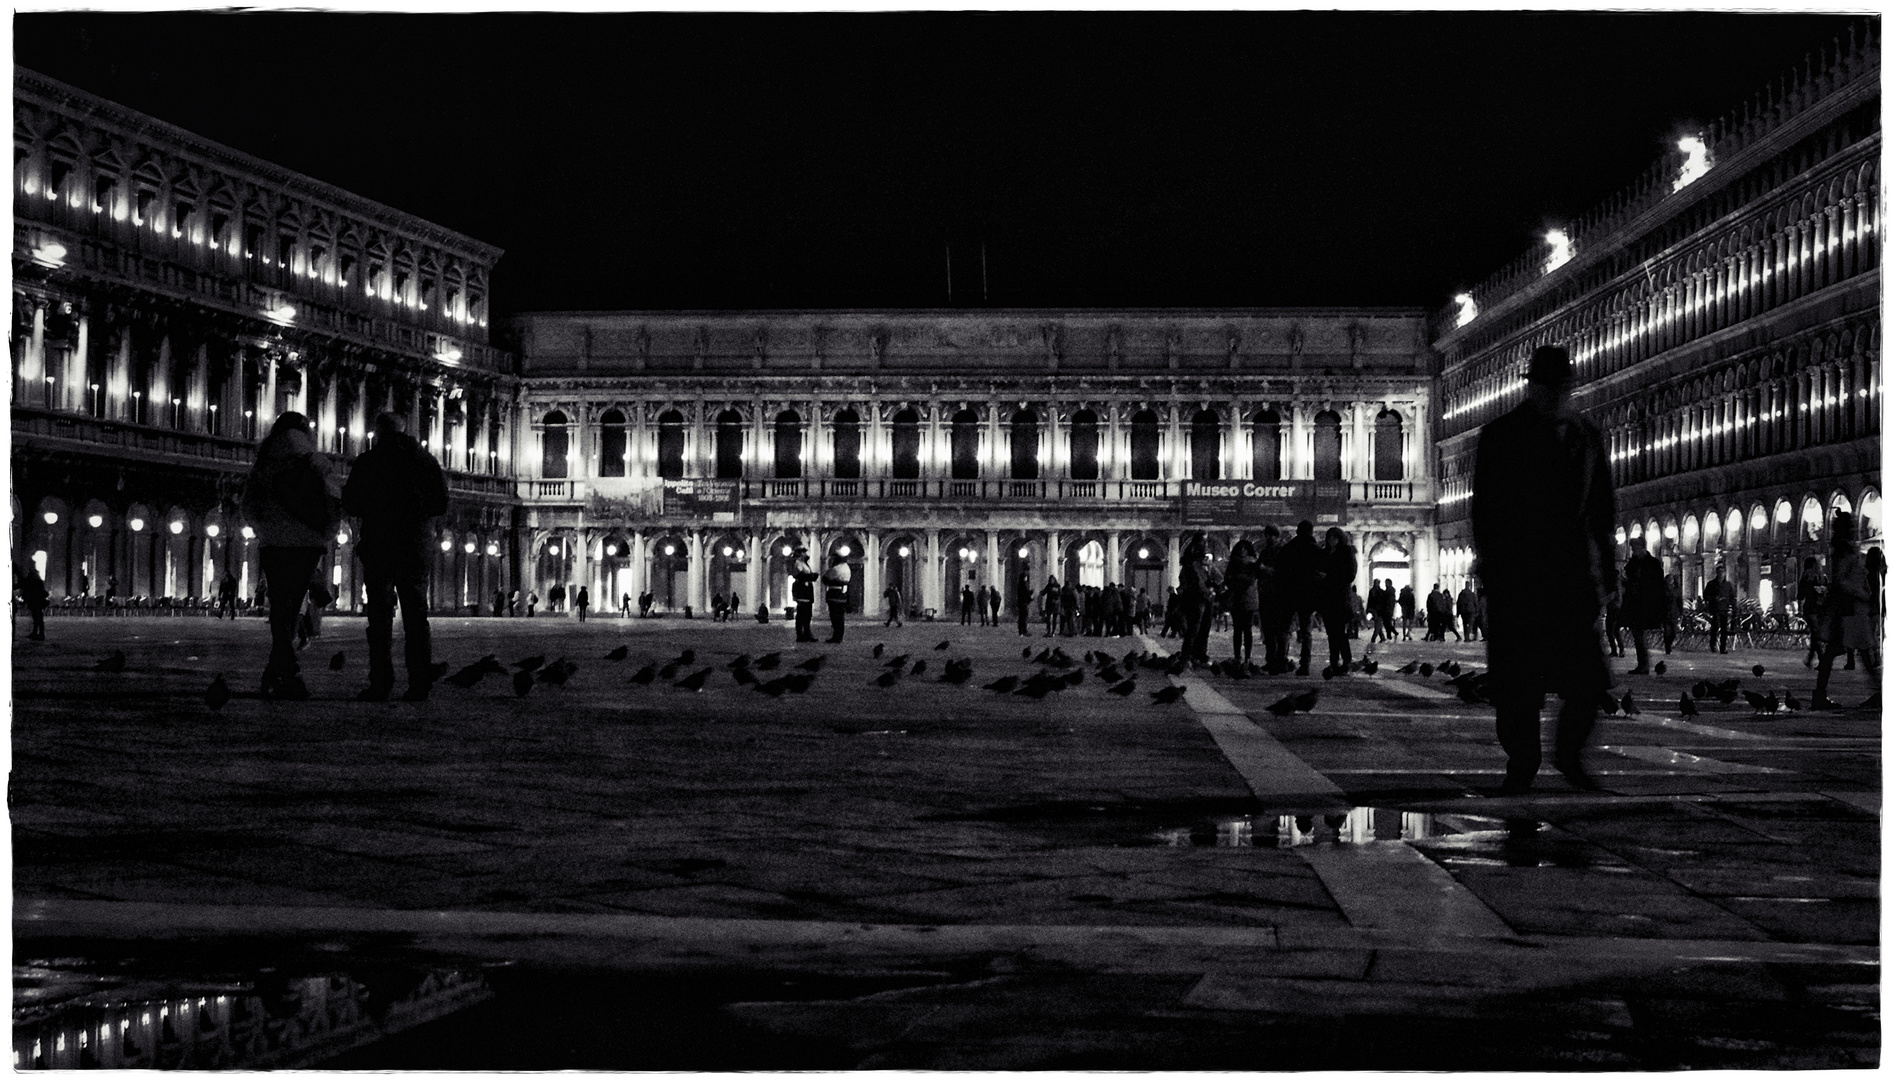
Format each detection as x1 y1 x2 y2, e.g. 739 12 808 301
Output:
1153 807 1508 848
13 963 489 1070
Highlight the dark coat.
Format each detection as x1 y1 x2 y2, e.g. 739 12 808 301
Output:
1318 544 1356 611
341 430 448 571
1471 399 1616 701
1275 534 1323 610
1223 555 1262 614
1620 552 1668 629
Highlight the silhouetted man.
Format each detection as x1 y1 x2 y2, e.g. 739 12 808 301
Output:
821 553 851 643
1703 566 1737 654
1276 521 1323 675
343 412 449 702
1472 345 1616 794
1620 537 1667 673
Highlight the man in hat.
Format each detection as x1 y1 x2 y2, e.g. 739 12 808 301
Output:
1275 520 1324 675
790 546 818 642
821 551 852 643
1472 345 1616 793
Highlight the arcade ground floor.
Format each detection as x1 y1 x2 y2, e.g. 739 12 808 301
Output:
516 510 1439 621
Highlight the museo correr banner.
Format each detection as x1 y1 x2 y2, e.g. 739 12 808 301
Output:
662 478 742 521
1180 480 1348 527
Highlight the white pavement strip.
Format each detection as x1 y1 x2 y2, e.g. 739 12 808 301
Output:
1600 744 1791 774
1377 678 1456 700
1136 636 1344 802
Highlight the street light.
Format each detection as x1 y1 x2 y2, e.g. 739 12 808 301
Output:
205 524 220 538
441 539 453 552
464 541 477 554
838 545 850 557
721 546 733 557
241 526 255 540
486 543 500 557
897 546 910 558
41 511 57 525
168 521 183 535
664 545 676 556
549 544 561 556
129 518 145 532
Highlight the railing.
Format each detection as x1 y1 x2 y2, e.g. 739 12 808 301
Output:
1354 481 1423 502
518 479 582 501
508 475 1442 508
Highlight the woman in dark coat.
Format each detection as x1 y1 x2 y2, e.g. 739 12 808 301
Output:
1224 540 1262 666
1318 528 1358 673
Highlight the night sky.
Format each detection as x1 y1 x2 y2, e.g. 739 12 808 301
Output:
13 10 1871 317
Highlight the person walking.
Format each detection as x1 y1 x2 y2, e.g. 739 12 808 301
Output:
20 565 49 640
1224 540 1262 666
1471 345 1616 794
1039 575 1060 637
341 412 449 702
527 590 539 617
1603 569 1626 658
1426 583 1459 641
215 570 239 620
1799 555 1829 668
1373 578 1399 645
1256 526 1290 673
1620 537 1667 673
988 584 1002 628
1176 538 1212 667
1702 565 1737 654
575 585 591 623
1347 584 1366 640
790 546 818 642
1812 511 1881 710
1456 582 1481 642
821 552 852 644
242 411 341 702
1318 528 1357 673
1277 521 1323 675
1397 583 1417 640
1367 580 1388 644
1662 574 1683 654
884 580 904 627
960 583 976 626
1016 571 1032 636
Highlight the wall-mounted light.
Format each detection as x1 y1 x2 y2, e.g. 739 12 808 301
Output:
262 301 297 325
721 546 733 557
1018 547 1029 558
782 545 794 556
168 520 183 535
41 511 58 525
29 240 66 268
205 524 220 538
464 541 477 554
1138 547 1150 559
337 529 350 544
837 545 851 557
437 345 463 365
549 544 561 556
606 543 619 556
440 539 454 552
486 543 500 557
129 518 145 532
664 544 676 556
241 526 255 540
897 546 910 558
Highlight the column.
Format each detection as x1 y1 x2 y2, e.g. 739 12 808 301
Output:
1290 404 1308 479
1106 531 1121 586
1167 533 1182 588
262 354 278 429
923 529 942 613
1351 403 1369 481
685 530 704 615
572 528 592 613
26 302 45 406
1164 403 1183 479
985 532 1000 593
1047 530 1061 588
745 533 763 612
70 314 90 415
864 531 882 620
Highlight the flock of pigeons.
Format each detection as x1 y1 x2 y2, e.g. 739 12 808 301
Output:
75 641 1807 720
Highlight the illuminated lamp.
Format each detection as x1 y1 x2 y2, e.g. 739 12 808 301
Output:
41 511 57 525
1453 293 1478 328
1018 547 1029 558
486 543 500 557
782 545 794 556
168 520 184 535
129 518 145 532
1138 548 1150 559
1663 523 1679 541
1673 134 1711 191
838 545 851 557
241 526 255 539
721 546 732 557
29 240 66 267
205 524 220 537
663 544 676 556
336 529 348 544
440 539 453 552
548 544 561 555
897 546 910 558
606 544 619 556
464 541 477 554
1544 228 1573 273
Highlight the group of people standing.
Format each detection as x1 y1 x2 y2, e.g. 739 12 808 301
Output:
1040 579 1151 639
1162 520 1361 676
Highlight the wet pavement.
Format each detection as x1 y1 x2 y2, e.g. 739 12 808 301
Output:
12 615 1881 1068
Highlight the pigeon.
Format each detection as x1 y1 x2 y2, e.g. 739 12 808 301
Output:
754 676 791 698
872 669 904 688
939 663 975 685
1014 679 1059 700
1397 660 1420 675
1783 688 1804 711
1742 689 1770 713
1322 666 1338 680
538 659 578 685
94 650 127 673
1361 659 1379 675
1759 690 1781 714
728 654 753 670
204 674 231 712
911 660 928 677
1653 661 1667 676
674 667 713 692
513 654 546 672
732 666 758 686
794 655 826 672
983 675 1022 694
882 654 910 669
446 658 497 688
1678 693 1699 716
1752 664 1767 678
1419 663 1435 678
1620 691 1640 716
1123 653 1141 671
1266 693 1301 716
784 672 814 694
1151 685 1187 705
1691 681 1710 700
512 669 534 697
1290 690 1319 712
675 649 696 666
1163 654 1189 676
659 661 686 679
629 663 657 685
1033 648 1054 664
1712 681 1741 705
755 652 782 671
935 640 951 651
1442 661 1462 677
1457 681 1488 706
1098 665 1123 684
605 645 629 662
1107 678 1139 697
1599 693 1619 715
872 643 885 658
1022 647 1035 659
1062 668 1084 686
329 651 347 671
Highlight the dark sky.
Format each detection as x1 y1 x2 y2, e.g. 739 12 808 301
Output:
14 11 1871 316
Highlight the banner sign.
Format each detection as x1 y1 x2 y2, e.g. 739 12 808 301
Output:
1180 480 1347 526
662 478 741 521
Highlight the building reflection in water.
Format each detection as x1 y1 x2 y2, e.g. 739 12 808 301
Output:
1156 808 1506 848
13 965 489 1070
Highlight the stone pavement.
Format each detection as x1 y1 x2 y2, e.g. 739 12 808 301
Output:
11 613 1881 1068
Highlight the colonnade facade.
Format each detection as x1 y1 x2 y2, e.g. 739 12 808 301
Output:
1432 28 1881 612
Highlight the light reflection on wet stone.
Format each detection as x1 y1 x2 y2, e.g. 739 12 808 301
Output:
1152 807 1514 848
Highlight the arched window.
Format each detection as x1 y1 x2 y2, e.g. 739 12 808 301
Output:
656 409 685 479
1374 409 1404 481
832 408 861 479
1313 410 1343 481
951 408 980 480
774 410 802 479
1252 408 1281 482
1069 409 1099 481
891 407 920 479
1129 410 1160 480
598 409 626 477
1011 409 1039 480
715 409 744 479
542 410 569 479
1190 409 1221 481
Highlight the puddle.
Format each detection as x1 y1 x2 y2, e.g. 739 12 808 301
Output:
13 960 489 1069
1149 807 1511 848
